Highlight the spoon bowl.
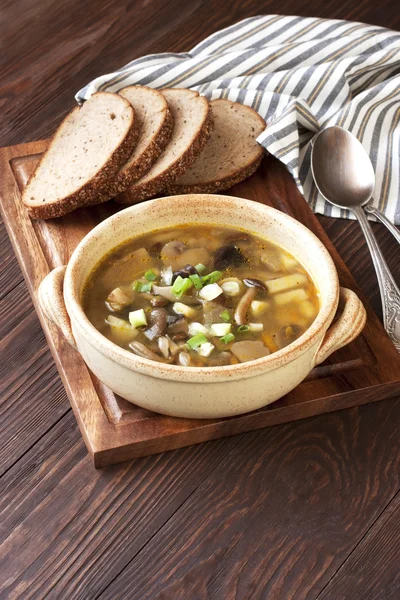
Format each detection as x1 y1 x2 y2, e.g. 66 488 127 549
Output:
311 126 375 209
311 126 400 351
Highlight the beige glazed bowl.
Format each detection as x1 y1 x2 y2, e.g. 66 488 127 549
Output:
39 194 367 419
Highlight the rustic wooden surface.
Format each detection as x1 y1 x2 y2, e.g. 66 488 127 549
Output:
0 0 399 598
2 141 399 468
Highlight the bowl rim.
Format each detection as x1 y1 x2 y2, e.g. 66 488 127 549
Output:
64 194 339 382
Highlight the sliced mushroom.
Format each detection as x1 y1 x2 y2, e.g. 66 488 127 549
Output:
129 341 166 362
160 265 173 285
167 314 182 325
172 264 197 283
165 334 180 356
174 247 210 271
230 341 270 362
144 308 167 341
202 300 227 327
150 295 169 308
152 284 199 304
259 252 282 272
160 240 186 264
178 351 191 366
158 336 170 359
167 316 188 336
120 247 151 265
161 239 211 271
214 245 246 270
206 351 234 366
152 285 176 302
106 287 133 312
243 278 267 291
234 287 257 325
171 332 188 342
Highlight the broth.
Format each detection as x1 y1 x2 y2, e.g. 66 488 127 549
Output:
83 224 319 366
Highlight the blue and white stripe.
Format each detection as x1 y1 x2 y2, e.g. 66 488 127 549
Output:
76 15 400 224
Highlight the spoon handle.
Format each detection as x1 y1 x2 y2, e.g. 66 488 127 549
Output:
353 206 400 352
364 205 400 244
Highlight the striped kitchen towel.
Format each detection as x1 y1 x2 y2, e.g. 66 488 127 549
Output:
76 15 400 224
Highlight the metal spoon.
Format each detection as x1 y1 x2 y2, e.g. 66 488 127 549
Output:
311 126 400 351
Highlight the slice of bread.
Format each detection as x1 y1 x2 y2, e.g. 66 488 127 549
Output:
104 86 173 197
167 99 266 194
117 89 213 204
23 92 138 219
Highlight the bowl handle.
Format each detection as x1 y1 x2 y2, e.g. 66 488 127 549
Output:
314 287 366 365
38 266 77 348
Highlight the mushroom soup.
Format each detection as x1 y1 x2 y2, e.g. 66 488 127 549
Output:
83 225 319 366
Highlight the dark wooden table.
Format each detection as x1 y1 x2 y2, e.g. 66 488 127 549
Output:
1 1 399 598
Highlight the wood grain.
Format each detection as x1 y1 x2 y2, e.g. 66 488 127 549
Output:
0 412 243 599
1 0 399 597
99 398 400 600
318 491 400 600
0 310 68 476
1 142 399 467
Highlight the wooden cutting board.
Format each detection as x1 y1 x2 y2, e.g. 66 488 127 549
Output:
1 139 399 467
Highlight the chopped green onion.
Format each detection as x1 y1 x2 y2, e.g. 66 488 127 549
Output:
201 270 222 285
189 273 203 290
210 323 231 337
221 333 235 344
198 283 223 301
237 325 250 333
129 309 147 328
144 269 157 281
187 333 208 350
219 309 231 322
133 280 152 293
195 263 207 274
171 275 193 298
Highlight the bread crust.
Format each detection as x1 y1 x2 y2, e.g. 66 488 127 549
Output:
167 154 263 194
105 100 174 197
167 98 266 195
116 92 214 205
23 92 137 219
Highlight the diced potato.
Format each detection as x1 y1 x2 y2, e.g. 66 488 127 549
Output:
250 300 269 316
106 315 138 342
210 323 231 337
266 273 308 294
248 323 264 332
189 322 209 336
281 253 299 269
274 288 308 306
299 300 317 318
196 342 215 357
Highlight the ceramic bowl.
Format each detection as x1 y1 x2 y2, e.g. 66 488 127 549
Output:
38 194 366 418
